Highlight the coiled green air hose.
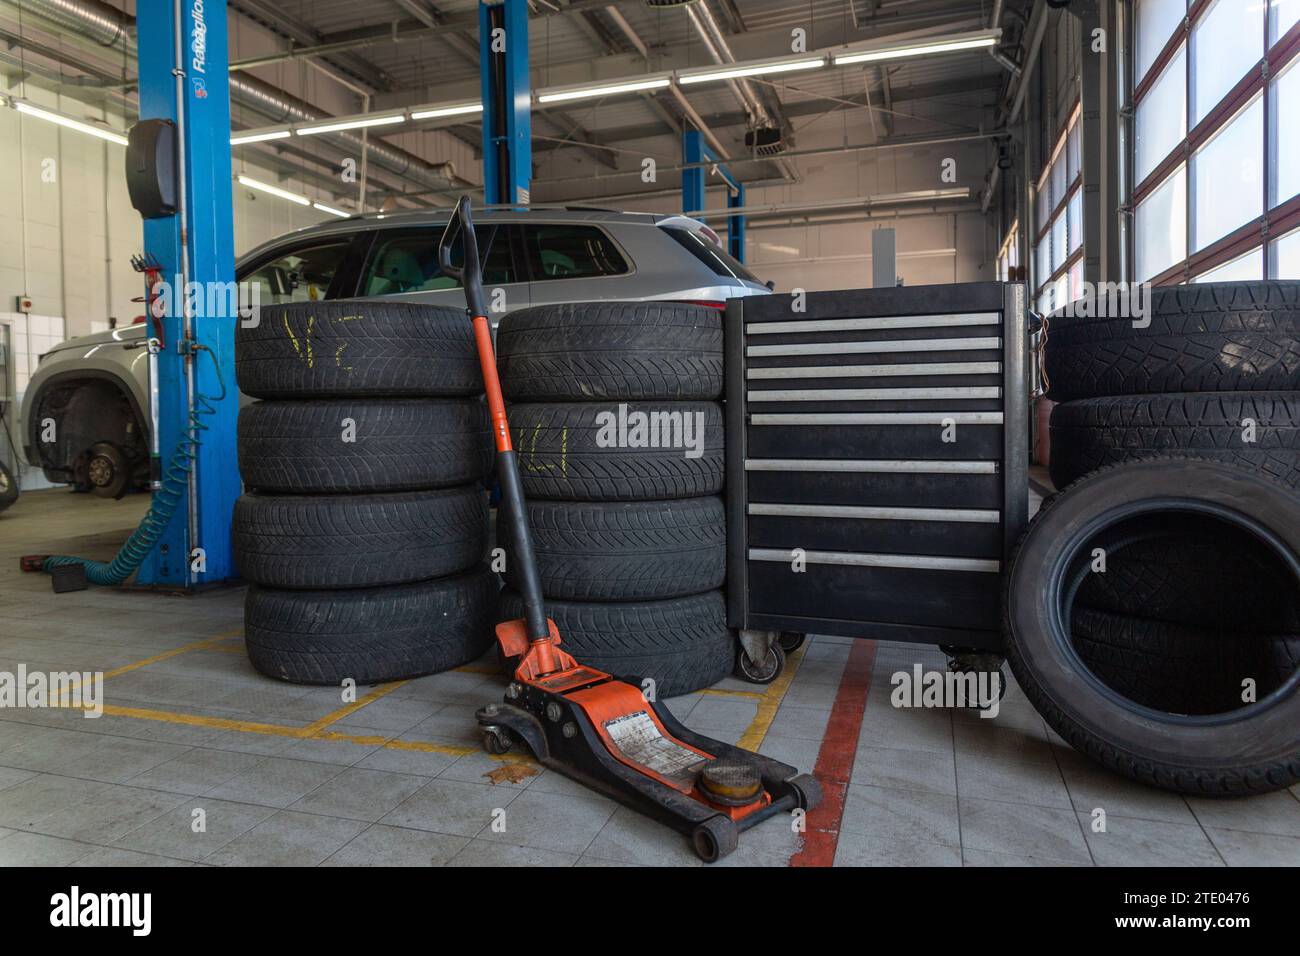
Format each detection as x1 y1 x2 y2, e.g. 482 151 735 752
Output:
42 344 227 586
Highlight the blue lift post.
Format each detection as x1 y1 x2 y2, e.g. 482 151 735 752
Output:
682 129 746 263
135 1 241 587
480 0 531 205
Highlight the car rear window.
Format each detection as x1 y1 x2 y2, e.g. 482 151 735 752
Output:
662 225 761 284
522 224 629 280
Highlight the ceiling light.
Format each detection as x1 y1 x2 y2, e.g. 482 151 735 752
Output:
410 102 484 120
833 30 1000 66
312 201 350 218
14 100 128 146
678 57 826 85
231 129 291 145
296 113 406 136
237 174 311 206
537 75 671 104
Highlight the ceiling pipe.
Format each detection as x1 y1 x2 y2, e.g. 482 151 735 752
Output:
681 0 798 181
2 0 461 195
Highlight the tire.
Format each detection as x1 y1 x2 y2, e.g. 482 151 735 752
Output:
0 462 17 514
232 486 488 589
235 299 481 399
1044 281 1300 401
1074 529 1300 633
496 302 723 401
501 496 725 600
238 399 493 494
1070 606 1282 715
1050 392 1300 490
509 401 723 501
1003 458 1300 795
498 589 733 696
244 566 498 685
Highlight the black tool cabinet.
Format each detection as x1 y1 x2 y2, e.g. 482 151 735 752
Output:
725 282 1030 651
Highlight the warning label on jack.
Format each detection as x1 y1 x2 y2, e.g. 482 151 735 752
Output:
604 711 707 786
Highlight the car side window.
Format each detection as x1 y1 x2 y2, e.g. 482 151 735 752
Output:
522 224 629 280
362 226 514 296
241 241 352 304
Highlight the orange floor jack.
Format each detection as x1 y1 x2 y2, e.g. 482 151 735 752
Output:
438 198 821 862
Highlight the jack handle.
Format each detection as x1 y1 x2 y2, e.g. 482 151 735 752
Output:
438 196 551 647
437 196 488 321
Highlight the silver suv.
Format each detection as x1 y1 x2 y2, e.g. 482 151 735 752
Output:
19 206 769 494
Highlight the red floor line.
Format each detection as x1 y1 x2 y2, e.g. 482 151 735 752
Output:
789 639 878 868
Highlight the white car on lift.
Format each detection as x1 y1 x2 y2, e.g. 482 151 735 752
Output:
19 205 769 497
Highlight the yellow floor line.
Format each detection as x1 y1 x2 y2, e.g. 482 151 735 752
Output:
734 645 806 753
300 681 409 735
699 687 766 701
95 703 312 737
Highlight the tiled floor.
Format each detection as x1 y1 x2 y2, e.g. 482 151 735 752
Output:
1 489 1299 866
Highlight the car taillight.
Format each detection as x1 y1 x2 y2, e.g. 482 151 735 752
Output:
679 299 727 311
698 226 723 247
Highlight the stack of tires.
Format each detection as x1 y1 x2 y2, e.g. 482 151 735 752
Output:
493 302 734 697
233 300 498 685
1003 281 1300 792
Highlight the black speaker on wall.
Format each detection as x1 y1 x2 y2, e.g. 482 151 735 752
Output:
125 119 177 219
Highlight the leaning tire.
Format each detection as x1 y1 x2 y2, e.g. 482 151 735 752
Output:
233 487 488 589
235 299 481 399
1044 281 1300 401
498 589 733 696
509 401 723 501
496 302 723 401
238 399 493 494
1003 458 1300 795
502 496 725 600
245 567 498 685
1050 392 1300 490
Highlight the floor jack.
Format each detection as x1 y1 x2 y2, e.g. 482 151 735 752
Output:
438 198 821 862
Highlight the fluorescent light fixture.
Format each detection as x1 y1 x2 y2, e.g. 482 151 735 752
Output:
537 75 671 104
237 174 311 206
296 113 406 136
410 102 484 120
14 100 128 146
312 201 351 218
832 29 1000 66
231 129 291 146
678 56 825 85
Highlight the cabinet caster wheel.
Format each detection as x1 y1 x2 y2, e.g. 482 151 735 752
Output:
692 815 738 863
735 642 785 685
777 631 806 653
481 727 512 755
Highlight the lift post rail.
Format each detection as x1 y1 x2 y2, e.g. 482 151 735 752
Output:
725 282 1031 661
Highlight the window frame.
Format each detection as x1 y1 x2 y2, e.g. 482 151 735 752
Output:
235 233 370 303
1033 104 1084 311
1129 0 1300 284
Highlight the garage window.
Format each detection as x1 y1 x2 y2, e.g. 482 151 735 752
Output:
1272 225 1300 278
1033 106 1083 313
1129 0 1300 282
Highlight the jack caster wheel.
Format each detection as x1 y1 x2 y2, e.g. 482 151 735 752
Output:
735 642 785 685
777 631 806 653
481 727 512 755
787 773 823 811
692 815 739 863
